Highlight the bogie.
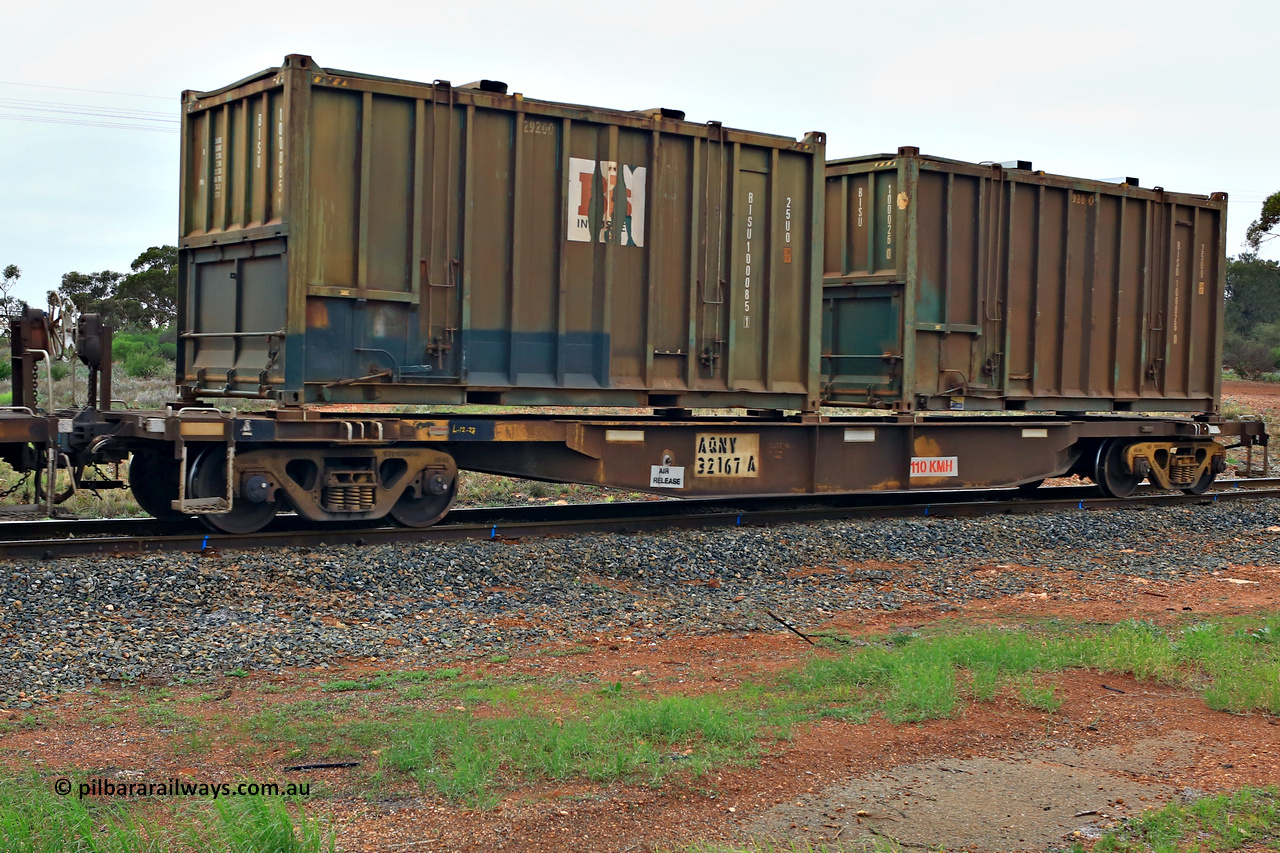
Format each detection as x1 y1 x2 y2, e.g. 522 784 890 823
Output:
167 444 459 533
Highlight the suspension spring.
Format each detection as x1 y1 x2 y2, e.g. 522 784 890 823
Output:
1169 455 1196 485
322 484 376 512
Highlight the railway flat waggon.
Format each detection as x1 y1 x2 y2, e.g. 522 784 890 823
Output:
0 56 1266 536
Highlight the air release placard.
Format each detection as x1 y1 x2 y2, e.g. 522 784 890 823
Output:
649 466 685 488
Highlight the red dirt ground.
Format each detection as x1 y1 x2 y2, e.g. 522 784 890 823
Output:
2 561 1278 852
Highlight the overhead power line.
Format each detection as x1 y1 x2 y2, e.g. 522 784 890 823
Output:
0 98 177 124
0 113 179 133
0 93 180 133
0 79 172 100
0 96 176 118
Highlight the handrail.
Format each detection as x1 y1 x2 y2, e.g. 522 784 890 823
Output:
179 330 284 339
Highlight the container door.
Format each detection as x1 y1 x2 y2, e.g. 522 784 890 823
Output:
182 241 288 395
821 285 903 404
820 163 907 406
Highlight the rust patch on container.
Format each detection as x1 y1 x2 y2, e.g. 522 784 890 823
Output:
306 300 330 329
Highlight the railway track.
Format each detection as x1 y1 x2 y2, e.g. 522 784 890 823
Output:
2 477 1278 561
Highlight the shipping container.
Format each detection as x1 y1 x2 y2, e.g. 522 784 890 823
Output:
821 147 1225 412
177 55 825 409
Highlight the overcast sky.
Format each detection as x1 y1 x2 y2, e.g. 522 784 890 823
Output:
2 0 1277 306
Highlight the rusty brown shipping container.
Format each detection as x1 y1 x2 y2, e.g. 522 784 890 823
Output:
178 55 825 409
822 147 1226 412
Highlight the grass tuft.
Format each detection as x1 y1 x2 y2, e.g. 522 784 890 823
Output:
321 668 463 692
186 795 335 853
384 693 764 806
0 773 334 853
1075 786 1280 852
543 645 594 657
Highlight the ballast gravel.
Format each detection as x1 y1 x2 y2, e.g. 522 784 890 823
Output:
3 499 1279 706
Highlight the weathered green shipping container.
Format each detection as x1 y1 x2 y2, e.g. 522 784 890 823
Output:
178 55 825 408
822 147 1225 412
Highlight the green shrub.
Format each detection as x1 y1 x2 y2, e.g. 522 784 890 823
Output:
50 362 69 381
112 333 146 358
113 329 176 374
1224 338 1278 379
123 351 169 379
0 359 11 381
113 332 166 360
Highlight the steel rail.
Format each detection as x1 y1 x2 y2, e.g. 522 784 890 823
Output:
1 478 1278 561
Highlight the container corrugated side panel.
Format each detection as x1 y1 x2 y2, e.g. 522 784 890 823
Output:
905 157 1003 407
1000 175 1222 411
822 148 1224 413
179 57 822 407
178 68 291 396
287 63 823 408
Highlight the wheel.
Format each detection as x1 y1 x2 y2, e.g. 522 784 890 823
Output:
389 472 456 528
128 452 187 522
1180 468 1216 495
187 446 279 534
1093 440 1141 498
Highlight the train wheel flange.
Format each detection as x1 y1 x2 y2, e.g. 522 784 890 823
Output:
389 472 456 528
1180 468 1216 495
1094 440 1141 498
1179 449 1223 495
128 452 186 522
188 446 279 534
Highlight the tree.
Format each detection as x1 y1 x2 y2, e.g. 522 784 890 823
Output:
57 245 178 331
1224 253 1280 339
58 270 125 324
1246 191 1280 251
1 265 20 319
1223 254 1280 377
115 245 177 329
